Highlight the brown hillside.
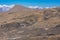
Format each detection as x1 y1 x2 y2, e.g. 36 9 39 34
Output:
0 5 60 40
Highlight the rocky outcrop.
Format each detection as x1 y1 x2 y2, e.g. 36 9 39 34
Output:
43 9 59 20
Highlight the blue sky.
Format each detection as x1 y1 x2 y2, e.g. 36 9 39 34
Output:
0 0 60 7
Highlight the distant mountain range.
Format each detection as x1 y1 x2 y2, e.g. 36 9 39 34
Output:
0 5 57 12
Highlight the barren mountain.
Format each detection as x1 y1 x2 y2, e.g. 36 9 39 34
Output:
0 5 60 40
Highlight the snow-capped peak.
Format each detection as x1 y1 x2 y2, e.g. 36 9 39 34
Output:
0 4 15 12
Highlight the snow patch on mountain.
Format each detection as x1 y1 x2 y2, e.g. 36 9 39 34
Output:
0 4 15 12
28 6 56 9
28 6 43 9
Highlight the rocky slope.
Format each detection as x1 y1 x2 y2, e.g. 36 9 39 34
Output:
0 5 60 40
